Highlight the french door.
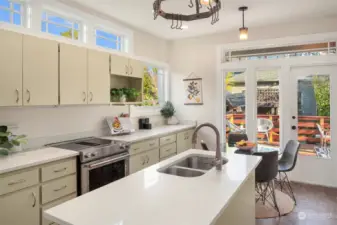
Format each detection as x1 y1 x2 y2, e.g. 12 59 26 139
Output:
220 56 337 187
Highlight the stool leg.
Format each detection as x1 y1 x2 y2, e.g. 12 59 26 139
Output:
271 180 281 217
283 172 297 205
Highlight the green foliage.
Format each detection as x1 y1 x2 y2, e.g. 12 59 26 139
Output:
160 101 176 118
124 88 140 101
0 126 27 156
313 76 330 116
143 68 159 106
61 29 79 40
110 88 140 102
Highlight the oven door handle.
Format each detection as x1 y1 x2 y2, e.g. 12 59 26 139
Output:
86 154 130 170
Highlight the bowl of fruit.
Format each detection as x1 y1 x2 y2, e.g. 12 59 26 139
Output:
235 140 256 151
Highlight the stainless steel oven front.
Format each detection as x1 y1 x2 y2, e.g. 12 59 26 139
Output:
81 152 130 194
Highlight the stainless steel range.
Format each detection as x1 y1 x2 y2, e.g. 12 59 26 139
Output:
48 137 130 195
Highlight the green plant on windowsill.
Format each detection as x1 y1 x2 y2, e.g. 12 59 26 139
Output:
125 88 140 102
110 88 124 102
0 126 27 156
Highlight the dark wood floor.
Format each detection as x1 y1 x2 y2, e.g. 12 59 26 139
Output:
256 182 337 225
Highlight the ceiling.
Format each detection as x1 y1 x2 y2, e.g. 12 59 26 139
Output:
70 0 337 40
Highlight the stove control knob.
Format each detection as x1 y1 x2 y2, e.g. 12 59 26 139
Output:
84 154 90 159
91 152 97 157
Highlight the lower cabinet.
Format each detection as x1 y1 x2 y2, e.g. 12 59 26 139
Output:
0 186 40 225
0 158 77 225
177 129 194 154
130 148 159 174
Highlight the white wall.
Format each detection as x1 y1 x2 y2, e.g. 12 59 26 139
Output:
169 16 337 151
0 0 168 149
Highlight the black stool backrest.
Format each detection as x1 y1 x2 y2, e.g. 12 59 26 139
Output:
255 151 279 183
228 133 248 147
279 140 300 171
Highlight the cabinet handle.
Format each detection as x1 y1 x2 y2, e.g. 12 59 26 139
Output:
8 179 26 186
165 148 172 152
141 156 146 165
149 143 155 147
49 222 57 225
146 155 149 163
133 147 140 151
130 66 133 75
125 65 129 75
166 138 171 141
26 89 31 103
54 167 67 173
83 92 86 102
54 185 67 192
15 89 20 103
90 92 93 102
32 192 36 207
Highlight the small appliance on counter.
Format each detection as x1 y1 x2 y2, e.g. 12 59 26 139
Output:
106 116 135 135
138 118 152 130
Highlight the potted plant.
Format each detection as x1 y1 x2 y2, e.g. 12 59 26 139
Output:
125 88 140 102
160 101 179 125
110 88 124 102
0 126 27 156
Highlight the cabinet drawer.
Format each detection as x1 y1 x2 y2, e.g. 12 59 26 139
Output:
160 134 176 146
41 175 77 204
0 168 39 196
177 129 194 154
41 158 76 182
160 143 177 159
130 139 159 155
42 193 77 225
160 154 176 162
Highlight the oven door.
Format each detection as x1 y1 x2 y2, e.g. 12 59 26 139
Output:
81 152 129 194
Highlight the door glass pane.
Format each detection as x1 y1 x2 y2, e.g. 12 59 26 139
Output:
225 71 247 152
256 70 280 152
297 75 331 158
13 12 20 25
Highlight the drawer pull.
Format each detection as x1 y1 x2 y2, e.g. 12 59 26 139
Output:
49 222 57 225
8 179 26 186
165 148 172 152
146 155 149 163
141 156 146 165
54 167 67 173
134 148 140 151
149 143 155 146
165 138 171 141
54 185 67 192
32 192 36 207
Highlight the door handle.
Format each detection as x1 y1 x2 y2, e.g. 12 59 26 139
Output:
125 65 129 75
83 92 87 102
15 89 19 103
291 126 297 130
31 192 36 207
130 66 133 75
90 92 93 102
26 89 31 103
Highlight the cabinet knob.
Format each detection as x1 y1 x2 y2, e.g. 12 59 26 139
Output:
15 89 19 103
90 92 93 102
125 65 129 75
83 92 87 102
26 89 31 103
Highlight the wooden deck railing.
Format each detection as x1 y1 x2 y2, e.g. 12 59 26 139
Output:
226 114 330 145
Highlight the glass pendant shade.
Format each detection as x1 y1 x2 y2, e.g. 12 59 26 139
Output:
200 0 212 5
239 27 248 40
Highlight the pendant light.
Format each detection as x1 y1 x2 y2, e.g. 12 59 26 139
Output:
200 0 212 5
238 6 248 40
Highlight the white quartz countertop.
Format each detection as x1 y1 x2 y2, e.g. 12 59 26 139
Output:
101 124 196 143
0 148 79 175
44 149 261 225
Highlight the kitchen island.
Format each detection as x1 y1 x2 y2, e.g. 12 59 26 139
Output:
44 149 261 225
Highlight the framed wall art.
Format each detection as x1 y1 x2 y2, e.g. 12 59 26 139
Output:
183 74 203 105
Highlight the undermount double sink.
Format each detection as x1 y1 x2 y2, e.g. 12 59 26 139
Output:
158 154 228 177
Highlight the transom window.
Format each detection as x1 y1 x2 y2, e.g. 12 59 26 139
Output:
41 11 80 40
95 28 123 51
0 0 23 26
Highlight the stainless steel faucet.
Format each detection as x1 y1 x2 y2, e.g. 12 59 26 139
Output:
192 123 222 171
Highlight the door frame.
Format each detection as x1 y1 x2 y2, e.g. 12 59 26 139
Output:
217 54 337 187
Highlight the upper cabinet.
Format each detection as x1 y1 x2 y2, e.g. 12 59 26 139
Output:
110 54 129 76
59 43 88 105
0 30 23 106
129 59 145 78
23 35 59 106
87 49 110 104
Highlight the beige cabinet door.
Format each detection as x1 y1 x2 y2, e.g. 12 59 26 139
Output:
129 59 145 78
130 148 159 174
60 43 87 105
0 29 23 106
0 186 40 225
177 130 194 154
23 35 59 106
88 49 110 104
110 54 129 76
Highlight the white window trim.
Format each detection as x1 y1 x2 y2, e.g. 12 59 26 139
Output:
0 0 24 26
94 25 129 52
41 9 82 41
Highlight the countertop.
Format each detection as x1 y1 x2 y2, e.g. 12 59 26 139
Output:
101 124 196 143
0 148 79 175
44 149 261 225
